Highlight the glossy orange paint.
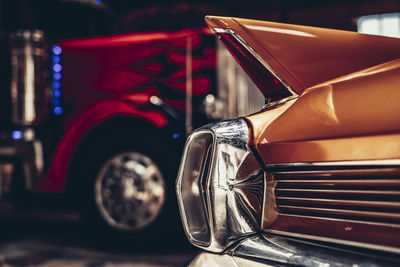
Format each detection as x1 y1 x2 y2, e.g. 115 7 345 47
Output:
244 59 400 163
206 16 400 254
206 16 400 95
246 58 400 164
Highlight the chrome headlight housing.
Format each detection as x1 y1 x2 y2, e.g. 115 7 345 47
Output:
176 119 272 252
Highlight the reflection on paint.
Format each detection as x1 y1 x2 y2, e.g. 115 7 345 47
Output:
308 86 339 126
246 25 316 38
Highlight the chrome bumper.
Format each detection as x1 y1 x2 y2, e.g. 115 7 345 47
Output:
189 233 400 267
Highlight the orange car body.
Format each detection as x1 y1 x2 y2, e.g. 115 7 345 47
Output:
207 17 400 253
177 16 400 266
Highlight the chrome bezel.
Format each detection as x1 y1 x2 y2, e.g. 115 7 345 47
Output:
176 119 268 252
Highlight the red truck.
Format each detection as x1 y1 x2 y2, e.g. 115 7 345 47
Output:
0 0 264 241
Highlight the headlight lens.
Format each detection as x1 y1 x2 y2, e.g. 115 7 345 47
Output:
176 131 213 246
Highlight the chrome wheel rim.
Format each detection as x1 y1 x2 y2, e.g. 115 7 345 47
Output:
95 152 166 232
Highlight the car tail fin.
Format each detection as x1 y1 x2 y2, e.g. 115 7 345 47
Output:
215 29 294 102
206 16 400 100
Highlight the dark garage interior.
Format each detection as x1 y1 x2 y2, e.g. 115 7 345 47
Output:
0 0 399 266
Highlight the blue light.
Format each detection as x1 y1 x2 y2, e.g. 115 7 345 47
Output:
11 130 23 140
52 55 61 64
53 63 62 72
52 45 62 55
54 106 63 115
172 133 180 140
52 81 61 90
94 0 103 3
53 72 62 80
51 44 63 116
53 90 61 98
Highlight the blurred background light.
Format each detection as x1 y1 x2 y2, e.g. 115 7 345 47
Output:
11 130 23 140
54 106 63 115
52 45 62 55
53 73 62 80
51 44 63 115
53 63 62 72
358 13 400 38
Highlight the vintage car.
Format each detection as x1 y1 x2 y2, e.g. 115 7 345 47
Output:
176 16 400 266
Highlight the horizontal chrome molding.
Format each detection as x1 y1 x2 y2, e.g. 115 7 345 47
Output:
278 212 400 228
212 28 232 34
277 197 400 208
265 228 400 255
212 27 298 108
277 179 400 183
276 188 400 195
279 205 400 220
275 168 400 175
267 159 400 170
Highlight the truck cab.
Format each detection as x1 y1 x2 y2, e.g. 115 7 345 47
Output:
0 0 264 240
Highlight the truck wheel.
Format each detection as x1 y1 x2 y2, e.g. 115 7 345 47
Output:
94 151 166 232
76 131 183 246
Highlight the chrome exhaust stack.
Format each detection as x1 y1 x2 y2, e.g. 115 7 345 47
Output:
0 30 48 196
10 30 49 127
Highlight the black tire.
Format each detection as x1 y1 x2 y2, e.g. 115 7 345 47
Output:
74 129 185 248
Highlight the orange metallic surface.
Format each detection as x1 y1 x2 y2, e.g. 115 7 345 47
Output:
207 16 400 253
258 133 400 164
245 58 400 164
206 16 400 94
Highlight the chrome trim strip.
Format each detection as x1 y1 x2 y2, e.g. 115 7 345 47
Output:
212 27 298 108
279 205 400 219
212 28 232 34
278 213 400 228
267 159 400 169
265 229 400 255
264 95 297 109
277 197 400 208
274 168 400 175
276 188 400 194
276 179 400 183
